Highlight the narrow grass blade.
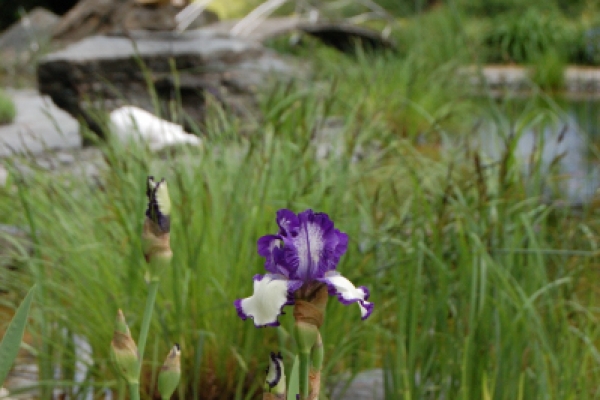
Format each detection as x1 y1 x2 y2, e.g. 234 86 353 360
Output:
287 356 299 400
0 285 36 384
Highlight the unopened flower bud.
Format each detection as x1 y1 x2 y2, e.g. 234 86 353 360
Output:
158 344 181 400
142 176 172 280
294 321 320 354
293 284 328 329
263 352 285 399
110 309 139 383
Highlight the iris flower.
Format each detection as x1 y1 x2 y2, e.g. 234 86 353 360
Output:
235 209 374 327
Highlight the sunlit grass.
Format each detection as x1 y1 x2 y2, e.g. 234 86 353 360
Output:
1 23 600 400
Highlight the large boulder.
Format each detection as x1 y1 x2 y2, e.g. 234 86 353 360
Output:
0 8 60 64
37 30 302 141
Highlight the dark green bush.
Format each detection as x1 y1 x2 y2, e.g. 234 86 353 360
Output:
455 0 588 17
483 9 584 64
0 90 15 125
456 0 539 17
529 50 567 90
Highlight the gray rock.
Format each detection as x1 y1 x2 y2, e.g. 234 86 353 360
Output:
55 152 76 165
0 8 60 63
0 165 7 186
3 362 38 399
34 159 53 170
330 369 385 400
0 89 80 157
9 147 106 184
37 31 303 141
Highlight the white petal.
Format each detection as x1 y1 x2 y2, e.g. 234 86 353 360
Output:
319 271 374 320
235 275 301 327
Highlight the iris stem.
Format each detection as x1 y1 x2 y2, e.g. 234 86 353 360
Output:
294 320 319 399
311 332 323 371
136 280 160 379
129 382 140 400
308 333 323 400
299 351 310 399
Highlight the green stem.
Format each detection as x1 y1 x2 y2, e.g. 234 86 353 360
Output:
298 351 310 400
129 382 140 400
310 332 323 371
137 280 160 374
308 333 323 400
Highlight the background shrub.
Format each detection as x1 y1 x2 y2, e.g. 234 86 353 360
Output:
0 90 16 125
483 9 583 64
529 50 567 91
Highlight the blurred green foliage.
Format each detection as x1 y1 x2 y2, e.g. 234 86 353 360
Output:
482 9 584 64
455 0 589 17
0 90 16 125
529 50 567 91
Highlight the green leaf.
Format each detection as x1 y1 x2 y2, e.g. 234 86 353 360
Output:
0 285 36 384
287 355 299 400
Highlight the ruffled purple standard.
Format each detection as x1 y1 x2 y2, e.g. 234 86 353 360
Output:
277 210 348 282
235 209 373 327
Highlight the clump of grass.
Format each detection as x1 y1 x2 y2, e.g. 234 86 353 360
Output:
0 90 16 125
483 9 582 64
529 50 567 91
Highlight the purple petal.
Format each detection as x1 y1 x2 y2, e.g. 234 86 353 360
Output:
318 271 374 320
334 232 349 259
257 235 283 273
276 209 299 237
281 210 348 281
234 274 303 328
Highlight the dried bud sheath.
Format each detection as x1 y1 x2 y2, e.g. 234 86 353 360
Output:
110 310 139 384
293 284 328 329
263 393 286 400
158 344 181 400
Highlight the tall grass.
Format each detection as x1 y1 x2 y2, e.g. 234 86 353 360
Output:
379 131 600 398
1 26 600 400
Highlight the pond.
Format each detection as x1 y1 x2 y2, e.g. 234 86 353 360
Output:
475 96 600 206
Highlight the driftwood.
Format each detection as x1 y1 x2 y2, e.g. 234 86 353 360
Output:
51 0 212 43
204 17 395 54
